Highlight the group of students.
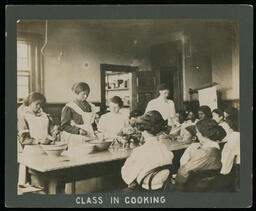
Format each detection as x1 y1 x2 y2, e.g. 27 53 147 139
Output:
121 85 240 192
17 81 240 192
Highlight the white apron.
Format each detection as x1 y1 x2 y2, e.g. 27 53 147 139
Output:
61 101 96 155
61 102 102 194
18 111 49 186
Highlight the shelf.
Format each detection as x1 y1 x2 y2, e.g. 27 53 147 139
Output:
106 88 129 91
106 105 130 108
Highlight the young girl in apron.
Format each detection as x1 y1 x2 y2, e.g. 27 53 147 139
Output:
18 92 57 189
61 82 101 193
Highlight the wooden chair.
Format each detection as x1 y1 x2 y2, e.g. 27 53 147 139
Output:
212 164 240 192
122 164 173 193
174 168 221 192
138 164 173 191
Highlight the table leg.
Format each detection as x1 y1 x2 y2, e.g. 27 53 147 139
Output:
65 182 75 194
48 179 58 194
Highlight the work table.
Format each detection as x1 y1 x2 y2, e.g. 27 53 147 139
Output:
18 139 190 194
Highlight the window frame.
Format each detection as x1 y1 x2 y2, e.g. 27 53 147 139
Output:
17 32 44 103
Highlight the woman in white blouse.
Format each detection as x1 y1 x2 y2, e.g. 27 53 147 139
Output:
98 96 129 139
145 84 176 128
212 108 230 136
121 110 174 191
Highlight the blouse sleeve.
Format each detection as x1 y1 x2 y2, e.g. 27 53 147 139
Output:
176 149 209 184
97 115 106 133
169 100 176 118
145 100 153 113
121 148 142 185
220 141 236 175
61 106 80 134
17 114 38 146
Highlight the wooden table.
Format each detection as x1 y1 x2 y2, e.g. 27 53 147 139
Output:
18 140 190 194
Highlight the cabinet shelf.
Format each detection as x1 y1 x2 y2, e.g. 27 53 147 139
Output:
106 88 129 91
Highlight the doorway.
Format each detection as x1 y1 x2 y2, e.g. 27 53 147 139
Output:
150 40 183 111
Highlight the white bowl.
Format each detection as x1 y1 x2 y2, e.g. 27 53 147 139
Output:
41 143 67 157
88 140 112 151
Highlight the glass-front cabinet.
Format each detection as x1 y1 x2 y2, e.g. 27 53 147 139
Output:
101 64 156 115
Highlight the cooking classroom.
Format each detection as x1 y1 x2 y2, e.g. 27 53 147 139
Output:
17 19 240 195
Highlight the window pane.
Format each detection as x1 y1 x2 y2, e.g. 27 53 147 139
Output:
17 75 29 99
17 85 29 100
17 76 29 86
17 42 30 70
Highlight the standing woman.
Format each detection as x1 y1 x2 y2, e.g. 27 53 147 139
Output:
61 82 96 152
18 92 56 188
61 82 105 194
145 83 176 129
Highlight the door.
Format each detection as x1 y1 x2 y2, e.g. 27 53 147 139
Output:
150 41 183 111
132 71 156 113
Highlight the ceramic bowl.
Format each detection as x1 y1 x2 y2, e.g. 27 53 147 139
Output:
41 143 67 157
88 140 112 151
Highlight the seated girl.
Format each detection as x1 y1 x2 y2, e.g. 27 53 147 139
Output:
98 96 129 139
173 118 226 191
221 116 240 175
179 110 199 137
61 82 96 151
18 92 59 188
218 116 240 191
198 105 212 120
212 108 230 136
129 109 143 128
169 110 187 136
121 110 174 191
176 125 197 144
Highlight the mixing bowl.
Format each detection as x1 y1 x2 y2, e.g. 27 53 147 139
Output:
41 142 68 157
88 140 112 151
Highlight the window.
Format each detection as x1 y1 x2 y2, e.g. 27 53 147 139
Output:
17 40 31 102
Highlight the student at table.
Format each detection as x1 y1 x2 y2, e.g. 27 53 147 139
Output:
180 110 199 137
219 116 240 191
98 96 129 139
61 82 96 150
176 125 197 144
173 118 226 191
145 83 176 128
212 108 230 136
121 110 174 191
129 109 143 128
17 92 58 188
198 105 212 120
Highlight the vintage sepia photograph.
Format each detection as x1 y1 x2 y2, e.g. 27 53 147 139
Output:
16 18 241 195
5 4 253 208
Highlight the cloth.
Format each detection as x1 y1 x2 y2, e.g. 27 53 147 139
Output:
176 141 221 184
220 131 240 175
98 112 129 139
121 136 174 190
61 100 96 135
145 97 176 126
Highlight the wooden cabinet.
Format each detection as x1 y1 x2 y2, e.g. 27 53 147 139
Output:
101 64 156 114
132 71 156 112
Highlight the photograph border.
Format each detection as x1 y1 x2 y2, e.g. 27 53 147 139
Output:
5 4 253 208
